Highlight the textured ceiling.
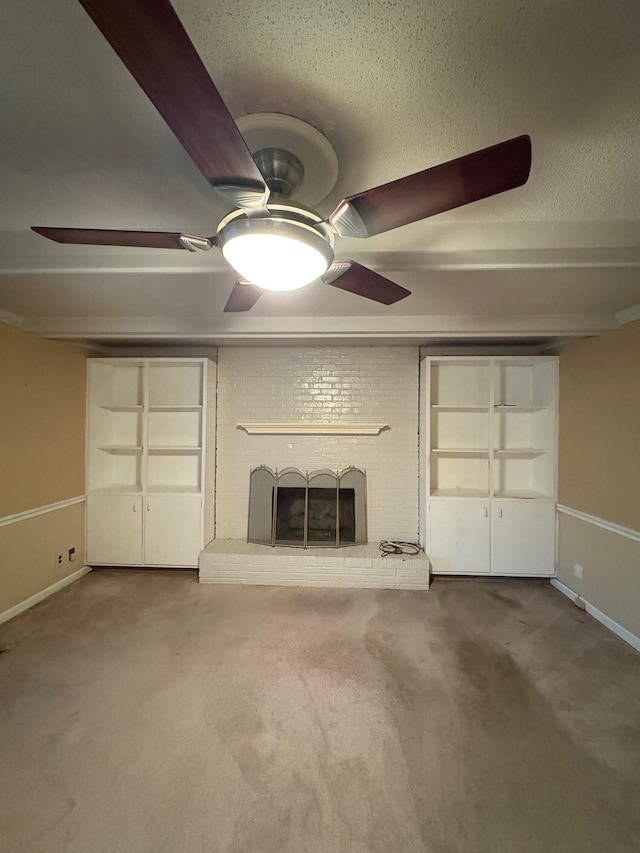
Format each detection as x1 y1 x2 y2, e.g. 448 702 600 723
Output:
1 0 639 345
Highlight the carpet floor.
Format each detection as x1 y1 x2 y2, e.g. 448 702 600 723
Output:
1 570 639 853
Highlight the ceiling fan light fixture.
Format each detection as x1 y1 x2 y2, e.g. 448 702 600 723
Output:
219 218 334 292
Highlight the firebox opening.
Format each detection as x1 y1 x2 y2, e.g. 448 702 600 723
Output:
274 487 356 546
247 466 367 548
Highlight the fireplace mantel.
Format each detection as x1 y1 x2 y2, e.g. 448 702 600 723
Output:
237 423 389 436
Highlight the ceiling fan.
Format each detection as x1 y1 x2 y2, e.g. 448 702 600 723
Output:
32 0 532 313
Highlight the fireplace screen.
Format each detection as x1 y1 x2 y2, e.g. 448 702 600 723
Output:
248 466 367 548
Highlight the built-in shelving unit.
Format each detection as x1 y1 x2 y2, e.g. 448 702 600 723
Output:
422 356 558 576
86 358 209 567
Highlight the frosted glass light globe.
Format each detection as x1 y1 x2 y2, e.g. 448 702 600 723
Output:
220 219 334 292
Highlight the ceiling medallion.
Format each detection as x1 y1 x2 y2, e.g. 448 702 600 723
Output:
235 113 339 206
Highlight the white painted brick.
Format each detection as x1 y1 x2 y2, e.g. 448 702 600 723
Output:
213 346 420 543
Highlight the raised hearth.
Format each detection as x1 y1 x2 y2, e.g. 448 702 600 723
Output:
199 541 429 590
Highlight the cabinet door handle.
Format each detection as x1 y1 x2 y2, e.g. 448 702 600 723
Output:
499 508 503 518
484 507 488 517
133 502 138 513
147 501 151 512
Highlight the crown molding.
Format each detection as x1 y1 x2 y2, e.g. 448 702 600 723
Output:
20 313 618 346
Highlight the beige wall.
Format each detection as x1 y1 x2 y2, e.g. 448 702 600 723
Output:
0 323 89 516
558 319 640 530
0 323 93 614
557 320 640 640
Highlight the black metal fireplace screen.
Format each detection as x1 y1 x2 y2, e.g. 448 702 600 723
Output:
247 466 367 548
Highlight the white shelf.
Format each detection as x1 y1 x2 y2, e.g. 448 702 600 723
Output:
97 445 143 454
432 406 489 413
431 489 490 498
97 404 201 412
494 489 553 500
89 484 142 495
494 448 548 459
148 446 201 454
431 449 489 457
98 405 143 413
146 484 202 495
494 405 548 413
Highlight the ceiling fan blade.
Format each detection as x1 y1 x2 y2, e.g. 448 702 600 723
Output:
322 261 410 305
224 280 264 312
32 227 213 250
78 0 267 201
329 135 532 238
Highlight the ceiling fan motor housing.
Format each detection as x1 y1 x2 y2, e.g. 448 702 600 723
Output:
217 200 334 248
253 147 305 199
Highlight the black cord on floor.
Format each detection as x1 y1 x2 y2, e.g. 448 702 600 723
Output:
379 540 423 557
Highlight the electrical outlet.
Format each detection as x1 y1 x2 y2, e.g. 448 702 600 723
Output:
56 554 63 568
68 547 76 562
573 563 584 580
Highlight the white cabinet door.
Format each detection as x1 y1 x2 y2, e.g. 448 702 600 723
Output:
143 495 202 567
428 499 491 574
86 494 143 564
491 501 555 576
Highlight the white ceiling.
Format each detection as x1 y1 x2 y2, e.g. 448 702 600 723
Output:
1 0 639 348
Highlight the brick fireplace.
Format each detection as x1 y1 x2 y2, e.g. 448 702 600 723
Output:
198 346 429 589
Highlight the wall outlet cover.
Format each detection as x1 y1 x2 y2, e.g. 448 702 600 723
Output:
573 563 584 580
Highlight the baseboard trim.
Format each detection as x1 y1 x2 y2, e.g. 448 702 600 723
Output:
0 307 24 328
0 566 91 626
550 578 640 652
557 504 640 543
0 495 86 529
615 304 640 325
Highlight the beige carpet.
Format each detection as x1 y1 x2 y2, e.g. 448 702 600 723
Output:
1 571 639 853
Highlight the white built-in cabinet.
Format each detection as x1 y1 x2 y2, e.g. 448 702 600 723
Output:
422 356 558 576
86 359 210 567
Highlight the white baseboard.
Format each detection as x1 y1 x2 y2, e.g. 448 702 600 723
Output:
0 566 91 626
550 578 640 652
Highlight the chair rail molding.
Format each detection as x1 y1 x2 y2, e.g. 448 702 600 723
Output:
0 495 86 528
557 504 640 543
